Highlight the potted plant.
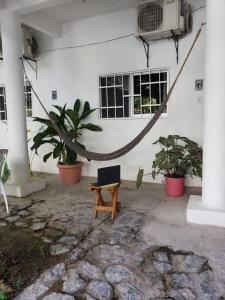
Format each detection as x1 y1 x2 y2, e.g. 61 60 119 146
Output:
136 135 202 196
31 99 102 185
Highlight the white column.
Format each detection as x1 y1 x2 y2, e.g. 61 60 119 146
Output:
202 0 225 208
0 10 45 197
1 10 29 183
187 0 225 227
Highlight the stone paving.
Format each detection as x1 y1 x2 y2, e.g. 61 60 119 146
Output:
0 174 225 300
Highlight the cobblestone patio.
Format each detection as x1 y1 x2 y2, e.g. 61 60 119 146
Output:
0 173 225 300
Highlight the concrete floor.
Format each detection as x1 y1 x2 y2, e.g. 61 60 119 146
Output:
121 180 225 292
2 173 225 296
119 179 225 289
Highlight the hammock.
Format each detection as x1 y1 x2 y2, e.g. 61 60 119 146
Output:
23 23 205 161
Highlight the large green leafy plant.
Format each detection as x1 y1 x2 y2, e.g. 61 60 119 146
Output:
136 135 202 189
1 161 10 184
31 99 102 164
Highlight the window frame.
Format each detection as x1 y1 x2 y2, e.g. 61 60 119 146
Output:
0 85 7 121
24 81 33 118
0 83 33 122
99 68 169 120
99 75 129 119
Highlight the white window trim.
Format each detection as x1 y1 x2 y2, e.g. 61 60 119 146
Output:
0 85 7 122
0 83 33 121
25 82 33 119
98 68 169 120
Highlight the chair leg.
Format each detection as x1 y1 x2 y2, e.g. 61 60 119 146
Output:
94 189 102 219
111 188 118 221
111 207 115 221
94 208 98 219
0 181 9 214
94 195 98 219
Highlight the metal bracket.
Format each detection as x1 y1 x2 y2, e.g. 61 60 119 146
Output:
22 56 38 80
1 56 38 79
139 36 150 68
171 30 180 65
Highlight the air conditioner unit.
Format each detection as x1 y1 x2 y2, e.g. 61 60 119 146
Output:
0 28 38 60
22 29 38 60
136 0 185 41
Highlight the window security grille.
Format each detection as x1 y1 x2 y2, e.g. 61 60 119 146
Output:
99 69 168 119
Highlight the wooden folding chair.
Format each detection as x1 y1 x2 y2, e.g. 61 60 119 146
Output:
90 182 120 221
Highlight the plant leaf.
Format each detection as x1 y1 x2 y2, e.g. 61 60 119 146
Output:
79 123 102 132
74 99 81 113
65 109 79 129
43 152 53 162
136 168 144 189
33 117 53 128
80 101 96 119
65 145 77 164
1 161 10 184
53 143 63 159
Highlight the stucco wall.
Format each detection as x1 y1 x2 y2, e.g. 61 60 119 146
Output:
0 2 206 186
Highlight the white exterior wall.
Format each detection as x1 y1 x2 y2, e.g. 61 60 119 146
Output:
0 4 206 186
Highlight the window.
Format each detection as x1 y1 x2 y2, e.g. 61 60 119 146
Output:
0 83 33 121
99 69 168 119
25 82 32 117
0 86 7 121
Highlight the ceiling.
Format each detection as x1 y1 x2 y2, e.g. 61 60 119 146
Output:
36 0 138 24
0 0 206 38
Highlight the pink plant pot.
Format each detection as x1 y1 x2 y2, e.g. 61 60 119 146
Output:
57 162 82 185
165 176 185 197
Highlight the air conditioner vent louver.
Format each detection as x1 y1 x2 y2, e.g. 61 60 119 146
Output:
138 1 163 33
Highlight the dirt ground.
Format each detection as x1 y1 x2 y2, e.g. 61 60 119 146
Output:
0 225 61 299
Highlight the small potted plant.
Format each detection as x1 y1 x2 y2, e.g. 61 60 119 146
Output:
31 99 102 185
136 135 202 196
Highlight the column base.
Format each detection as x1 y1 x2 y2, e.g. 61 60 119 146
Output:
4 177 46 197
187 195 225 228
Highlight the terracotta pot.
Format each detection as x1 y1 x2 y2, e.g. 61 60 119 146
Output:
165 176 185 197
57 162 82 185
